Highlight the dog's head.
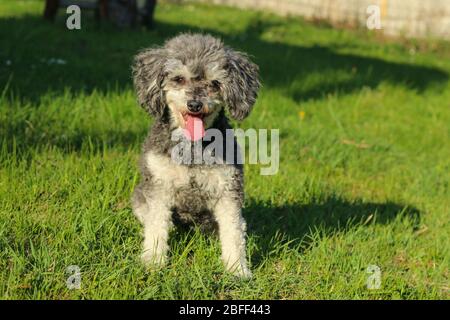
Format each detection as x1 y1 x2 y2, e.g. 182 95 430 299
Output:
132 33 260 140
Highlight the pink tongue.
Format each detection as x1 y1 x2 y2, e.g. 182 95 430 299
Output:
184 115 205 141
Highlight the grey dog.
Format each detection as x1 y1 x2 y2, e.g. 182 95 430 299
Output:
131 33 260 277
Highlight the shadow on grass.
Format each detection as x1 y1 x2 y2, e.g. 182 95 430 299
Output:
0 13 448 153
166 195 421 270
1 15 448 101
244 196 421 266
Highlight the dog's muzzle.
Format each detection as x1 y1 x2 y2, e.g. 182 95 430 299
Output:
187 100 203 113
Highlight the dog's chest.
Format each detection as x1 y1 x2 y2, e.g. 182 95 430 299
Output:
145 152 233 207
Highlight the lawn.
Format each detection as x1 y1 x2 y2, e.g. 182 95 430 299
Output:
0 0 449 299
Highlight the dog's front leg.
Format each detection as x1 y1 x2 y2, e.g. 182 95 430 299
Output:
214 193 252 278
133 190 173 268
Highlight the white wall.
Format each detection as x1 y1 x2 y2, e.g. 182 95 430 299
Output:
198 0 450 40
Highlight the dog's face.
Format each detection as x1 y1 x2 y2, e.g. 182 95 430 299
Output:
132 34 260 140
163 58 226 136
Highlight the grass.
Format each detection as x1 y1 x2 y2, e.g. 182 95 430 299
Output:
0 0 449 299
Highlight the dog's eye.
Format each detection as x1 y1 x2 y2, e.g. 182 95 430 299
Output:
173 76 185 85
211 80 221 91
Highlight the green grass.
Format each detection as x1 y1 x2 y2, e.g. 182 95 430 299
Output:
1 0 449 299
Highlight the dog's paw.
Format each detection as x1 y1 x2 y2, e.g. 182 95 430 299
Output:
227 264 253 279
141 251 167 270
236 267 253 279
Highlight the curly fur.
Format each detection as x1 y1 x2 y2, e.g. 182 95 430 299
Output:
131 33 259 278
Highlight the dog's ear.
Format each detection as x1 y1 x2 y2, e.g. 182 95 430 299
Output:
222 48 260 121
132 48 167 117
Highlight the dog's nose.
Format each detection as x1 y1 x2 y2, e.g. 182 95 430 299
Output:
187 100 203 113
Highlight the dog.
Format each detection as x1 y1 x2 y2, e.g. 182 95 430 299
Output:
131 33 260 278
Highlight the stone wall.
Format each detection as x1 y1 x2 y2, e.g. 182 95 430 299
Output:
196 0 450 40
